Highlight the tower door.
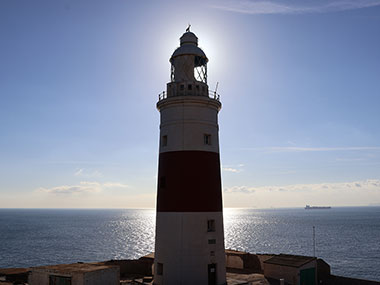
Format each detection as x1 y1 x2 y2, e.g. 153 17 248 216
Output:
208 263 217 285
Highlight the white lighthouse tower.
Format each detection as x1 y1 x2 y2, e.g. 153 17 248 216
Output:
154 29 227 285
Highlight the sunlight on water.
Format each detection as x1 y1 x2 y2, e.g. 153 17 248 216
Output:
0 207 379 281
224 208 311 254
223 207 380 281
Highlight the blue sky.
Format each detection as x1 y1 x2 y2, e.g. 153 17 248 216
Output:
1 0 380 208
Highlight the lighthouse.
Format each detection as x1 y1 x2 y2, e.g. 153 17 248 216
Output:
154 29 227 285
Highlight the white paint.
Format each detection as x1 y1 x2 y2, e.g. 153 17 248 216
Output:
154 212 226 285
158 96 221 154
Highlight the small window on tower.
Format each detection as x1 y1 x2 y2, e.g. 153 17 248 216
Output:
208 239 216 244
180 84 184 91
188 84 192 90
159 176 166 188
162 135 167 147
207 219 216 232
204 134 212 145
157 263 163 275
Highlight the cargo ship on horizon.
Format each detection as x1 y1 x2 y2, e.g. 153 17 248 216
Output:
305 205 332 210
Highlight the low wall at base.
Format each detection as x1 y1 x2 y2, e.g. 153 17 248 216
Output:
100 259 153 277
324 275 380 285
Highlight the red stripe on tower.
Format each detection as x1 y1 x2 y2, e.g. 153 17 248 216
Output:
157 151 222 212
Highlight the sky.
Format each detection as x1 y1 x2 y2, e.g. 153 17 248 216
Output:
1 0 380 208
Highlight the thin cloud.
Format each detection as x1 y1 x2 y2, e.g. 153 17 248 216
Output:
224 179 380 194
38 181 128 195
103 182 129 188
74 168 103 178
243 146 380 152
225 186 256 193
222 164 244 173
271 146 380 152
210 0 380 15
223 167 241 173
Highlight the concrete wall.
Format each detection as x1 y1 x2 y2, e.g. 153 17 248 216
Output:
28 270 49 285
103 259 153 277
264 263 299 285
264 260 317 285
317 258 331 282
225 251 262 272
28 270 81 285
84 267 119 285
226 255 243 269
29 267 119 285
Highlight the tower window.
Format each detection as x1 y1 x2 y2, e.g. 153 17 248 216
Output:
194 56 207 83
207 220 215 232
196 85 200 91
159 176 166 188
204 134 212 145
162 135 167 147
208 239 216 244
157 263 163 275
170 65 175 82
188 84 192 90
180 84 184 91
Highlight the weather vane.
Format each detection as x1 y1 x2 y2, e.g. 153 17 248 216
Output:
186 23 191 32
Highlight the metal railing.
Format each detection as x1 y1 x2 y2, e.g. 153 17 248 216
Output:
158 90 220 102
208 90 220 101
158 91 167 101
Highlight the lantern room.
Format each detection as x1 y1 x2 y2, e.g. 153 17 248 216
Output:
165 30 209 98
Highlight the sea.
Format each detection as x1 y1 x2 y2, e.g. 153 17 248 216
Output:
0 207 379 281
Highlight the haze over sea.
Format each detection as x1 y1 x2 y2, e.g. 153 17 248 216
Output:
0 207 379 281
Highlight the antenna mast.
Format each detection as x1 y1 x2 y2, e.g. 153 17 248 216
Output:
313 226 316 257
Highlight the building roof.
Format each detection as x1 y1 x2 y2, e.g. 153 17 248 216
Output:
226 249 250 255
31 263 118 274
0 268 30 275
263 254 316 268
141 252 154 260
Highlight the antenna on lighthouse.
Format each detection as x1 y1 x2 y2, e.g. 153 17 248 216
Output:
186 23 191 32
213 82 219 99
313 225 316 257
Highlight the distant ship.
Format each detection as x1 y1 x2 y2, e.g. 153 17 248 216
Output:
305 205 331 210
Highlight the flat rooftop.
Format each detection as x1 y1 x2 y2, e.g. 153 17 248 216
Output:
264 254 316 268
31 263 117 274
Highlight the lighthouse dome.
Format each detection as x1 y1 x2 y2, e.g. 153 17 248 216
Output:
170 32 208 64
180 32 198 45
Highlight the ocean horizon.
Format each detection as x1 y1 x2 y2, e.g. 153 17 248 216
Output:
0 206 379 281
